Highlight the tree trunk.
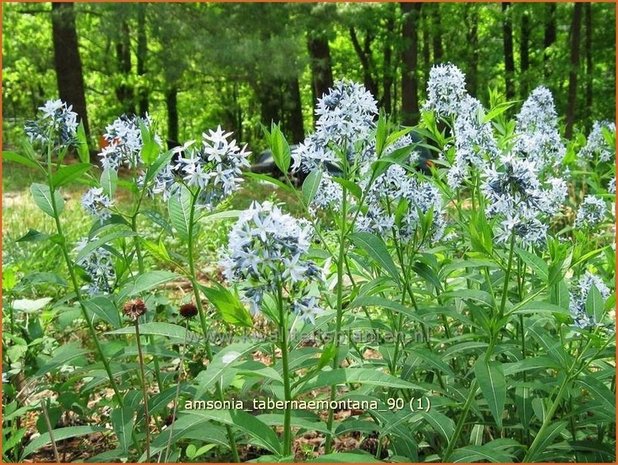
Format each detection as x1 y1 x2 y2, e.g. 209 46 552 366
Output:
502 3 516 100
307 32 334 111
584 3 593 114
166 86 178 144
115 20 135 114
137 3 149 115
543 3 557 77
51 2 89 136
520 8 531 98
421 7 431 82
382 14 395 114
431 4 443 62
401 2 422 126
284 78 305 144
465 5 479 96
565 3 583 139
349 27 379 99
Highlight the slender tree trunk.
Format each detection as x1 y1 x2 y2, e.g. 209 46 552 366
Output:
166 86 178 144
421 8 431 82
502 3 516 100
465 5 479 96
349 27 379 99
520 9 531 98
584 3 593 115
382 14 395 114
401 2 422 125
544 3 557 77
307 32 334 111
284 78 305 144
565 3 583 139
115 21 135 114
432 3 443 62
137 3 149 115
51 2 89 136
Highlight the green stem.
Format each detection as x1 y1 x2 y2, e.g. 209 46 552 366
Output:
134 319 151 462
325 185 348 454
499 233 517 320
186 192 240 462
46 165 123 406
442 379 478 461
277 283 293 457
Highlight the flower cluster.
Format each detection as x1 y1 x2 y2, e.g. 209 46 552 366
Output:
447 95 500 189
82 187 113 222
513 86 565 170
482 154 566 246
220 201 323 323
292 80 378 174
74 240 115 296
358 165 446 243
25 99 79 148
99 114 159 171
569 272 612 330
579 120 616 163
422 63 468 117
574 195 608 228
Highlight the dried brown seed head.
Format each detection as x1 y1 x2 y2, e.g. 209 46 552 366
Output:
123 299 147 321
179 302 198 319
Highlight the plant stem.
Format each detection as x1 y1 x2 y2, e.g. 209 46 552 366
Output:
277 283 293 457
186 193 240 462
442 379 477 461
163 319 189 463
134 319 152 462
46 166 123 406
40 399 60 463
498 233 516 320
324 185 348 454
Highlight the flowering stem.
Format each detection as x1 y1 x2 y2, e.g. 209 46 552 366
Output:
186 192 240 462
134 318 152 462
163 319 189 463
45 156 123 407
442 379 478 462
277 282 293 457
499 233 517 321
325 184 348 454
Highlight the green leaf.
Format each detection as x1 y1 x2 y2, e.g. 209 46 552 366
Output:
516 247 549 282
442 289 494 307
510 301 570 315
309 453 381 463
111 406 134 453
270 123 291 173
75 229 135 262
36 342 89 376
3 150 41 170
302 169 322 205
347 296 425 325
31 183 63 217
243 172 295 193
231 410 282 455
107 322 199 342
422 410 455 442
52 163 91 189
199 283 253 327
144 150 174 184
84 296 121 328
168 184 193 241
297 368 422 395
194 343 256 396
407 348 455 376
100 168 118 198
585 285 605 322
139 120 160 165
576 375 616 415
525 422 567 462
474 360 506 429
75 121 90 163
23 426 106 458
331 176 362 200
117 270 179 302
450 445 512 463
16 229 50 242
349 232 400 285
